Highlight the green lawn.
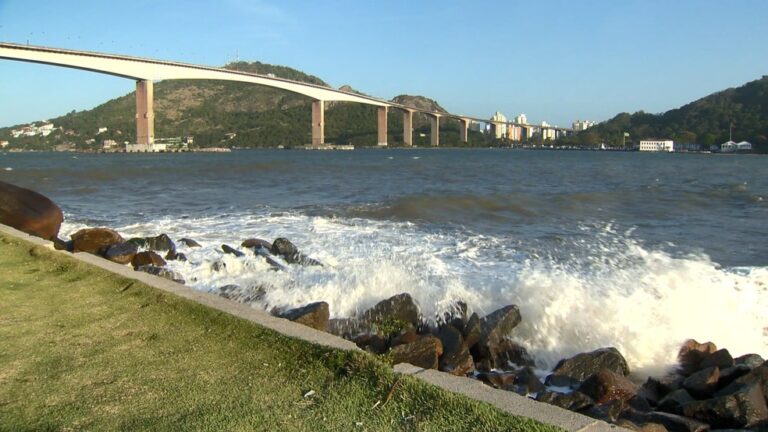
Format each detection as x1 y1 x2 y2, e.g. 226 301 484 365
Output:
0 232 561 432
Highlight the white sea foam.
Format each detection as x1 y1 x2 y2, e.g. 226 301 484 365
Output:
61 213 768 377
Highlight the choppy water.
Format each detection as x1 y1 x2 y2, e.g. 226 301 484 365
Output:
2 149 766 376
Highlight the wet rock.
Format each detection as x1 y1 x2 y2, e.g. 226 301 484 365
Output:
537 390 595 411
0 181 63 241
578 369 640 405
510 366 546 395
443 301 468 331
682 380 768 428
144 233 175 252
218 284 266 303
136 265 185 284
716 365 751 390
621 411 709 432
480 305 522 347
476 371 516 389
278 302 329 332
478 339 535 370
545 374 582 389
71 227 124 255
165 250 187 262
716 364 768 408
615 418 669 432
437 325 474 376
179 237 201 248
103 241 138 265
651 374 687 397
678 339 718 376
734 354 764 370
352 333 388 354
581 399 624 423
683 366 720 399
463 312 482 349
627 394 654 413
131 251 167 269
360 293 420 327
390 335 443 369
221 244 245 257
390 329 420 348
53 238 74 251
242 238 272 251
552 347 630 381
700 349 734 370
638 377 663 407
658 389 696 414
211 261 226 272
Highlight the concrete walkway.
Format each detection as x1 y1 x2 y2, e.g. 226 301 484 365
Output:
0 223 626 432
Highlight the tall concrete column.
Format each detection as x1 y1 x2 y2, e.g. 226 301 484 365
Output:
429 114 440 147
402 109 413 146
135 79 154 145
311 100 324 146
377 106 388 146
459 118 470 144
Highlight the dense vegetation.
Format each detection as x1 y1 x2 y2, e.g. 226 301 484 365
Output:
556 76 768 153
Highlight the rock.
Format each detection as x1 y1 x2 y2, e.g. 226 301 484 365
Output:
716 364 768 408
682 380 768 428
437 325 474 376
136 265 185 284
103 241 138 265
480 305 522 347
131 251 166 269
179 237 201 248
165 250 187 262
734 354 764 369
211 261 226 272
700 349 734 370
552 347 630 381
476 371 516 389
683 366 720 399
463 312 482 349
390 335 443 369
478 339 535 370
578 369 640 405
627 394 654 413
390 329 420 348
360 293 420 327
621 411 709 432
0 181 63 240
537 391 595 411
678 339 718 376
271 237 298 259
278 302 329 332
352 333 388 354
716 365 751 390
510 366 546 395
145 233 175 252
651 374 686 396
218 284 266 303
638 378 663 406
615 418 669 432
71 227 124 255
242 238 272 251
221 244 244 257
658 389 696 414
581 399 624 423
443 301 468 331
545 374 582 389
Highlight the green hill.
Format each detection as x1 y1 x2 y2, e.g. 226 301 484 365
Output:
0 61 486 150
559 76 768 152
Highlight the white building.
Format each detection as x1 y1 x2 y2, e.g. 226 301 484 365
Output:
97 127 108 135
736 141 752 152
541 122 557 141
572 120 596 131
489 111 508 139
639 139 674 152
720 140 737 152
514 114 528 125
125 142 168 152
0 140 9 148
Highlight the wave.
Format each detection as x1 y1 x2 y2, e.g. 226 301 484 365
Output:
61 213 768 377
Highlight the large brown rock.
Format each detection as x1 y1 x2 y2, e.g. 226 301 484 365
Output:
437 325 475 376
678 339 717 376
103 241 138 265
682 366 720 398
390 335 443 369
537 390 595 411
131 251 166 269
278 302 330 332
360 293 420 327
578 369 640 405
0 181 63 240
682 380 768 428
552 347 630 381
242 238 272 250
71 227 124 255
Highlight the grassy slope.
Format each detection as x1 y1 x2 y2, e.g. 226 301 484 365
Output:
0 233 560 432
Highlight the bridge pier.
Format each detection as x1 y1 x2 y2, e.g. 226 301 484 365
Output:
459 118 470 144
312 100 324 146
429 114 440 147
377 106 388 146
135 79 154 145
402 109 413 147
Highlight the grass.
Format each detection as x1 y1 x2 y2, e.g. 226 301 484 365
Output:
0 232 562 432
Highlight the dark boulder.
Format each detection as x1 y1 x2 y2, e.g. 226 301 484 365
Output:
352 333 388 354
620 411 709 432
510 366 546 395
71 227 124 255
0 181 63 240
443 301 468 332
390 329 420 348
734 354 764 369
682 366 720 399
221 244 245 257
278 302 329 332
552 347 630 381
211 261 226 272
580 399 624 423
242 238 272 251
179 237 201 248
165 250 187 262
476 371 516 389
682 380 768 428
390 335 443 369
103 241 138 265
657 389 696 414
136 265 185 284
218 284 266 303
537 390 595 411
271 237 298 259
716 365 751 390
699 349 734 370
131 251 166 269
129 234 175 252
678 339 718 376
437 325 474 376
463 312 482 349
360 293 420 327
716 364 768 408
545 374 582 389
480 305 522 347
650 374 686 397
578 369 640 405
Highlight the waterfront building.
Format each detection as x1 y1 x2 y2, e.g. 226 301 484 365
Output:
507 125 522 142
720 140 737 152
0 140 8 148
489 112 508 139
514 114 528 125
541 122 557 141
639 139 674 152
736 141 752 152
572 120 596 131
125 142 168 152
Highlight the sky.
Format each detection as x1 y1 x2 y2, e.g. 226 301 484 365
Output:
1 0 767 128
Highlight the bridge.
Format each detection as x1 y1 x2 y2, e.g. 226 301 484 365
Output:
0 42 571 147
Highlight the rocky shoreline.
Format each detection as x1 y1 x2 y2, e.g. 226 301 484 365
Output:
1 181 766 431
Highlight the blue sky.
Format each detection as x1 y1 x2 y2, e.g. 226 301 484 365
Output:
1 0 767 128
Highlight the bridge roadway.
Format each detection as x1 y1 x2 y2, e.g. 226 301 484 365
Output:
0 42 571 147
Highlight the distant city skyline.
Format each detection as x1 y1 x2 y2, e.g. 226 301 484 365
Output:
1 0 767 128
